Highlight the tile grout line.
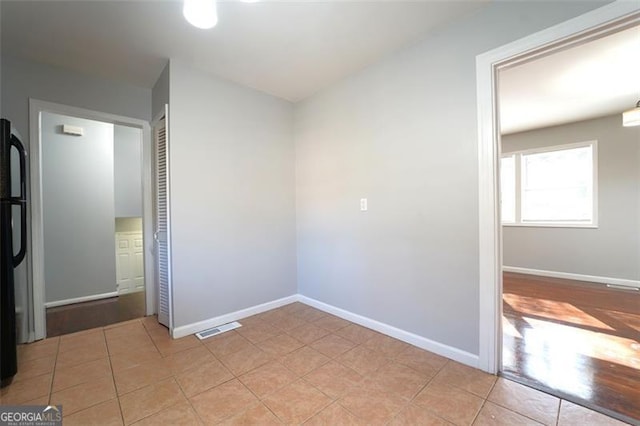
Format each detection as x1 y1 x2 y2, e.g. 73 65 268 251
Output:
306 325 422 423
264 350 338 424
357 346 410 426
103 326 127 426
470 397 489 425
141 319 165 361
109 319 157 423
489 399 552 425
400 358 452 423
164 376 205 426
470 376 500 424
260 401 282 423
317 343 402 424
486 384 555 426
198 337 281 424
301 393 334 424
46 337 62 405
177 366 235 402
55 330 118 420
47 312 378 421
115 319 185 424
333 395 363 423
208 320 359 424
178 335 257 423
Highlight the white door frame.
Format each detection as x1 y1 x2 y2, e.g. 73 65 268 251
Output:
29 99 156 340
476 1 640 374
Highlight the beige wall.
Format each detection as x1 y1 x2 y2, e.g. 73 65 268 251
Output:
116 217 143 233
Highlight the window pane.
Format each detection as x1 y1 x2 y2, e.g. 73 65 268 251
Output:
521 146 592 222
501 156 515 223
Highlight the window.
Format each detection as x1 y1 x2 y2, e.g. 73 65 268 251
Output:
500 141 597 227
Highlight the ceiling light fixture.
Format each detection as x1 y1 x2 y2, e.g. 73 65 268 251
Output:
183 0 218 30
623 100 640 127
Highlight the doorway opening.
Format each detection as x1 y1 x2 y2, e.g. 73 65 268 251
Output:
29 100 155 340
497 25 640 419
477 3 640 424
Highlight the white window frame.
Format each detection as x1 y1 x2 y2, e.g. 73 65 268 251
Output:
499 154 517 225
501 140 598 228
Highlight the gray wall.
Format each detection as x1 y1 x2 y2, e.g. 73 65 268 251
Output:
502 114 640 281
169 61 297 328
294 1 608 355
152 62 170 121
42 112 117 303
1 55 151 138
1 55 150 339
114 125 143 218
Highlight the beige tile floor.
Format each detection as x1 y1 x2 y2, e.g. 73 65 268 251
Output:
0 302 629 425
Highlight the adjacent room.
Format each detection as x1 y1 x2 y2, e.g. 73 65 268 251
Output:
41 112 146 336
0 0 638 425
497 24 640 420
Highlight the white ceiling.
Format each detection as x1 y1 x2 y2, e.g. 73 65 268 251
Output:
0 0 487 102
499 25 640 135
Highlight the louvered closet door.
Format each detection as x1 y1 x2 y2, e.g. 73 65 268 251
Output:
154 113 172 328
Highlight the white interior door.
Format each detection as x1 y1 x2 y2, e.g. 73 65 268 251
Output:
115 232 144 295
116 234 132 294
154 111 172 328
132 235 144 291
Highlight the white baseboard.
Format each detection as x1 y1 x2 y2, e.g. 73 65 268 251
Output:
171 293 480 369
298 295 480 369
171 295 299 339
503 266 640 289
118 288 145 296
44 291 119 308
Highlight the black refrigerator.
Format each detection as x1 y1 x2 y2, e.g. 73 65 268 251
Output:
0 118 27 387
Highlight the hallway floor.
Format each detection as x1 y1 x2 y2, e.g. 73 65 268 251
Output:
503 272 640 424
2 302 627 425
46 291 146 337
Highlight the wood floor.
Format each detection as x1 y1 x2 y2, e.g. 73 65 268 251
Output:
46 291 146 337
502 272 640 423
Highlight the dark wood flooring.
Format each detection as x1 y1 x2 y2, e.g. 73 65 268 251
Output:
46 291 146 337
502 272 640 423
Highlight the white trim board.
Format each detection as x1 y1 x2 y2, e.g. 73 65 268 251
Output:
171 295 299 339
299 296 479 369
172 294 479 369
44 291 119 308
503 266 640 289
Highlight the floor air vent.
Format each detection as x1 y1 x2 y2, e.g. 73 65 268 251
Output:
196 321 242 340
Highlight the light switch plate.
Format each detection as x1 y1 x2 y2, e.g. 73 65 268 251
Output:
360 198 367 211
62 124 84 136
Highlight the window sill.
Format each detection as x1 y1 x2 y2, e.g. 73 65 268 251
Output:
502 222 598 229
